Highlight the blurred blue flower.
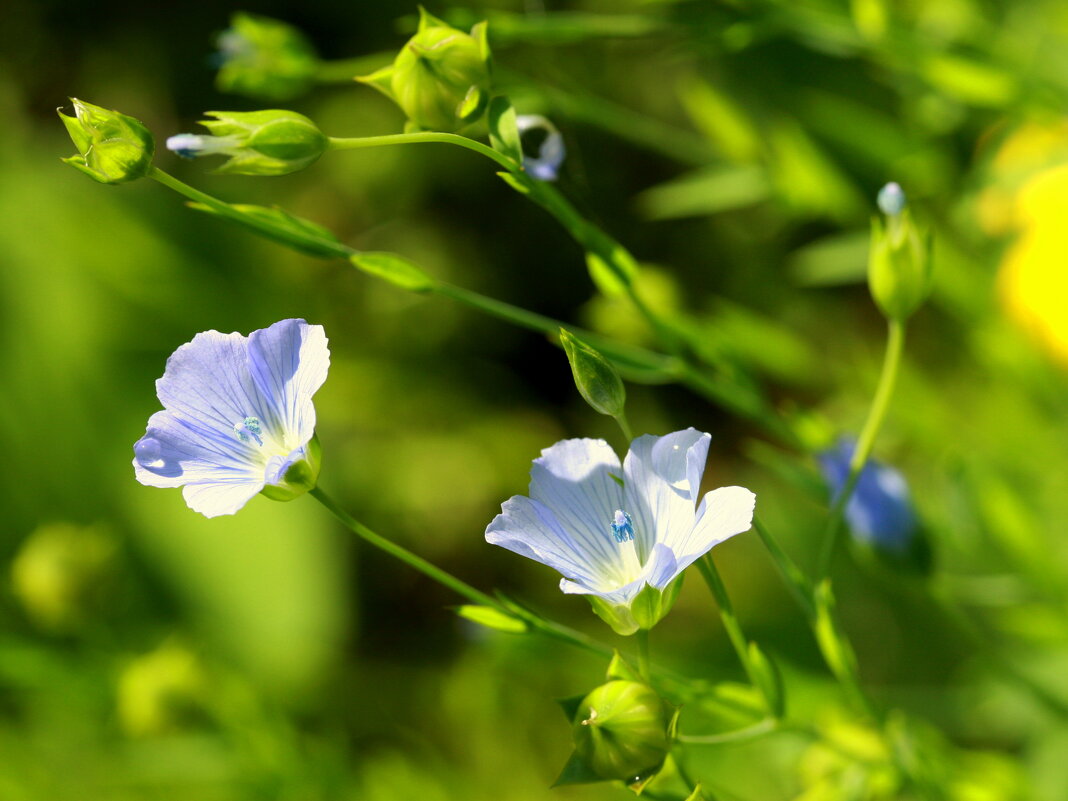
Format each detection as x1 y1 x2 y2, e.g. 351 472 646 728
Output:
486 429 754 632
818 439 917 551
516 114 566 181
133 319 329 518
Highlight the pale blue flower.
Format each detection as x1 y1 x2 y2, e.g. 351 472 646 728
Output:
877 181 906 216
516 114 565 181
486 429 755 633
132 319 329 518
818 438 917 552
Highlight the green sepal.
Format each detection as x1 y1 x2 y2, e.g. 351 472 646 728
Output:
588 596 639 636
606 650 641 682
471 20 491 62
260 435 320 501
487 96 523 165
188 109 327 176
559 328 626 418
350 251 437 292
454 604 528 633
355 65 397 100
456 85 486 123
628 750 678 794
631 583 665 630
186 202 346 258
552 751 605 787
683 783 707 801
747 641 785 718
557 693 588 722
417 5 451 32
867 207 933 321
58 109 91 153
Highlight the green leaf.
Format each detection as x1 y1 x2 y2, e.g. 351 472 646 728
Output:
497 170 531 194
747 642 785 718
186 202 347 258
350 251 437 292
454 604 528 633
487 96 523 166
813 580 860 682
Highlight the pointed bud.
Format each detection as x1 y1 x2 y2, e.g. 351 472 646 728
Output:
167 109 327 176
358 8 492 132
215 12 319 101
868 183 933 320
58 99 154 184
571 680 673 781
559 329 626 419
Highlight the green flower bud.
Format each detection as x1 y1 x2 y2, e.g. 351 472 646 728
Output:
867 183 933 321
58 98 154 184
167 110 328 176
261 435 321 501
560 329 626 419
572 680 673 781
10 522 115 631
358 8 491 132
215 12 320 101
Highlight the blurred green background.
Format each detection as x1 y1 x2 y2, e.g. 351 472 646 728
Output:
5 0 1068 798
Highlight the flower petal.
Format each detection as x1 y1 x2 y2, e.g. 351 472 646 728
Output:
528 438 625 577
155 328 268 441
247 319 330 449
486 495 607 589
642 543 680 590
668 486 755 572
133 410 263 489
623 429 710 557
182 480 265 518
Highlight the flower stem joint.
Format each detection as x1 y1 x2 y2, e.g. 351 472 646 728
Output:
357 8 492 133
58 98 154 184
166 110 328 176
868 182 933 321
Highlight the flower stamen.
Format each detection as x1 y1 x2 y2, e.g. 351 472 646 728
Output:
233 416 263 445
611 509 634 543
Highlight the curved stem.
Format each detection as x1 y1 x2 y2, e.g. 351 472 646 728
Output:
328 132 519 172
816 318 906 579
696 555 756 684
678 718 778 745
636 629 651 682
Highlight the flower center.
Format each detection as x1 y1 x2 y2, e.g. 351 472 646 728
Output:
610 510 634 543
233 416 263 445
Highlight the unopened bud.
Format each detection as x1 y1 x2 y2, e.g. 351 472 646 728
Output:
215 12 319 101
167 109 327 176
58 98 154 184
868 183 933 320
572 680 673 781
358 8 492 132
559 329 626 419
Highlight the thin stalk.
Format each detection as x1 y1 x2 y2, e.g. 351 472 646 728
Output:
613 411 634 443
752 517 813 616
637 629 651 683
677 718 778 745
815 318 906 579
328 132 518 172
696 555 755 683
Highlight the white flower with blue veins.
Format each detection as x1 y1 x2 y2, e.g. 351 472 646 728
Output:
486 429 755 634
132 319 329 518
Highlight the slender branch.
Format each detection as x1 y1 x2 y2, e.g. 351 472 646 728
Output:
677 718 777 745
637 629 651 683
328 132 519 171
816 318 906 579
696 555 756 683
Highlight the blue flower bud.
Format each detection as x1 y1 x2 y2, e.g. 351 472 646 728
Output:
358 9 492 132
215 12 319 101
166 109 327 176
516 114 565 181
58 98 154 184
868 183 933 320
818 439 917 552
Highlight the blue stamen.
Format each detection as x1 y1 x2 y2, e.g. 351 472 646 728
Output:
234 416 263 445
610 509 634 543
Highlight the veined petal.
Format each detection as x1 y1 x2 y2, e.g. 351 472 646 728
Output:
528 438 625 577
155 329 270 441
247 319 329 449
133 410 263 488
668 486 755 572
623 429 710 558
182 480 266 518
487 496 607 589
642 542 680 590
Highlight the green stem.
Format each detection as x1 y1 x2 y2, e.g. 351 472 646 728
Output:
696 555 756 684
815 318 906 579
752 517 813 616
613 411 634 443
328 132 519 172
636 628 651 683
677 718 778 745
